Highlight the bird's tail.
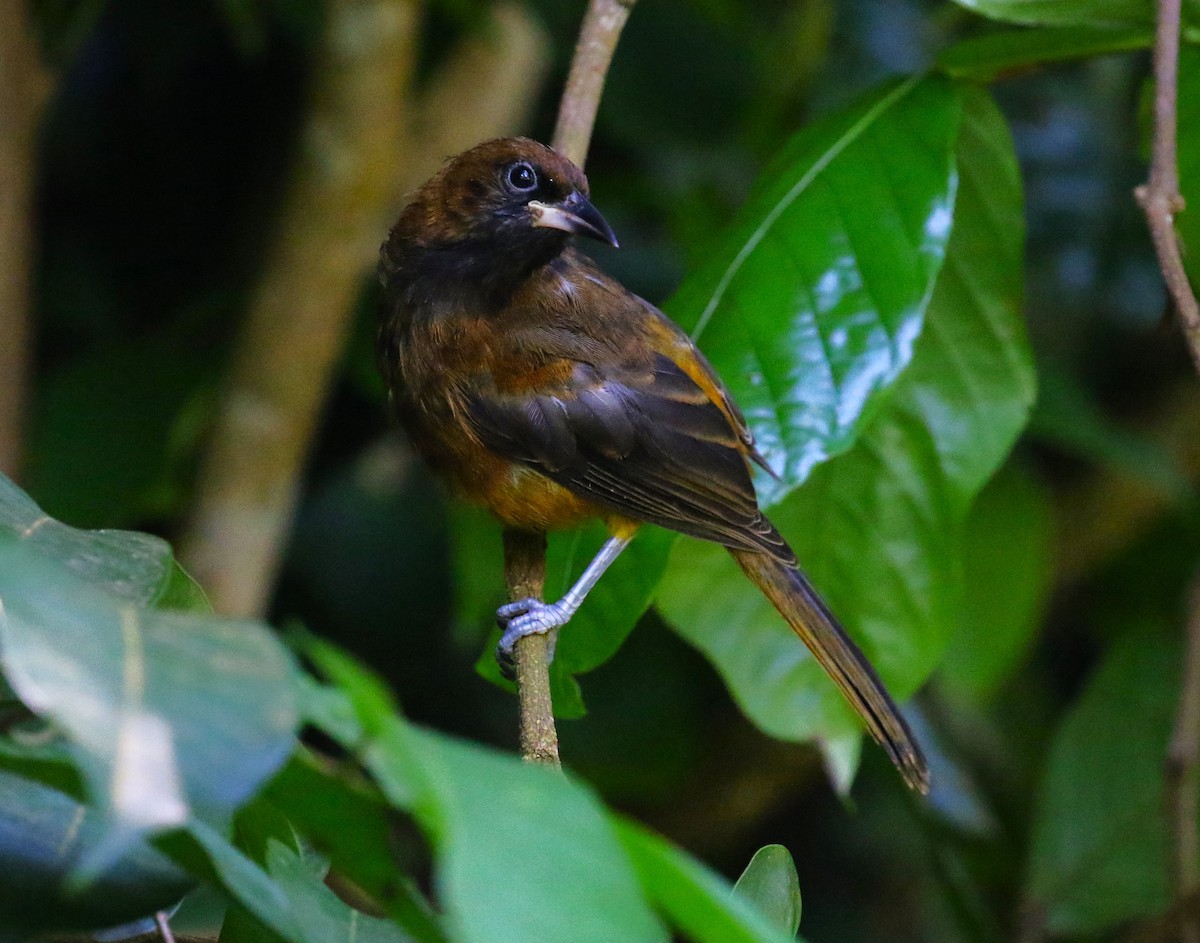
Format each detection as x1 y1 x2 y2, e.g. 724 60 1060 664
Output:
729 548 929 794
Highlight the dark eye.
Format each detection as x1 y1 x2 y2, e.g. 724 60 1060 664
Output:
506 162 538 192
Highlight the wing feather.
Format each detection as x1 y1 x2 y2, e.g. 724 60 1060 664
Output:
468 351 793 563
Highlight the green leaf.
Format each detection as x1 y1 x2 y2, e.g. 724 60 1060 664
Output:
616 821 801 943
384 727 668 943
668 75 962 504
939 465 1054 703
1178 47 1200 290
0 536 299 843
658 88 1034 752
301 646 665 943
936 25 1151 81
0 471 187 609
0 769 190 939
732 846 802 938
1024 630 1177 934
948 0 1198 29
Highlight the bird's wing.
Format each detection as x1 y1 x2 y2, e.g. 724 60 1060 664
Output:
466 340 794 563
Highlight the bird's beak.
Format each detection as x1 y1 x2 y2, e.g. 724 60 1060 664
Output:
529 192 620 248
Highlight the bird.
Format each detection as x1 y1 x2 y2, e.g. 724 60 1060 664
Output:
377 137 929 793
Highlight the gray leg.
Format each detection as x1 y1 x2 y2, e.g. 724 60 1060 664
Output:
496 534 632 672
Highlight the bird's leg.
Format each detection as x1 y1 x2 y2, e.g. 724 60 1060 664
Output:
496 534 631 674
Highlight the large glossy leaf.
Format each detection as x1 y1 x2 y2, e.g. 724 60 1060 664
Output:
1178 47 1200 291
658 89 1034 752
0 534 299 850
0 769 190 938
668 75 961 504
616 821 803 943
1024 630 1176 934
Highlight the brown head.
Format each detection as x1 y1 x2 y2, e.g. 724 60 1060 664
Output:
380 138 618 305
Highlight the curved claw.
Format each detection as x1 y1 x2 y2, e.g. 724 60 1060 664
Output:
495 598 571 679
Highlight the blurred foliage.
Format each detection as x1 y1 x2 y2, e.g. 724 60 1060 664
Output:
3 0 1200 940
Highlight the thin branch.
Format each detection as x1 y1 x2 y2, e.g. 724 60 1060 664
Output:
503 529 559 767
1167 571 1200 943
1134 0 1200 374
508 0 638 764
1135 5 1200 936
551 0 637 166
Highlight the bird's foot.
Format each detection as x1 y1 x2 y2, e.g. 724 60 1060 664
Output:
495 597 570 680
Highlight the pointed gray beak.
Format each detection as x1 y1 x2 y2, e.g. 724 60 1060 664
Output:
529 191 619 248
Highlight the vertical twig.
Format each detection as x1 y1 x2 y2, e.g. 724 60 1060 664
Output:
1135 2 1200 937
1135 0 1200 373
503 529 559 766
551 0 637 166
1168 572 1200 943
508 0 638 764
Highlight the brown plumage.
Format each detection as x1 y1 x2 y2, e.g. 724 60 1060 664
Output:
377 137 929 793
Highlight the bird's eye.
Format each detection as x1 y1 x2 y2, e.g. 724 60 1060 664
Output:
506 162 538 192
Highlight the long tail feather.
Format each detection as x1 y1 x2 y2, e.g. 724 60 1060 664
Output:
730 548 929 794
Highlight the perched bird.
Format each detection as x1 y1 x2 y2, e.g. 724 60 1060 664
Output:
377 137 928 793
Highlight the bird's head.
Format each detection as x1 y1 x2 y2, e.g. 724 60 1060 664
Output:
383 138 618 294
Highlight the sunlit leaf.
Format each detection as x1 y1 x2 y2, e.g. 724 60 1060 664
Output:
669 75 962 504
658 88 1034 754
